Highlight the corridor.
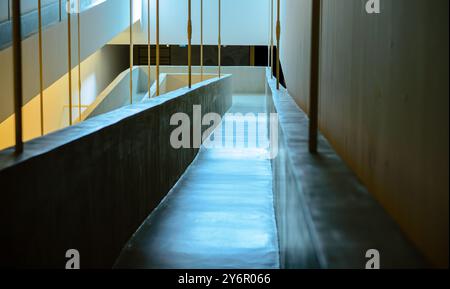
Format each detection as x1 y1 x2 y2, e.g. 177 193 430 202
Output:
115 94 280 269
1 0 447 271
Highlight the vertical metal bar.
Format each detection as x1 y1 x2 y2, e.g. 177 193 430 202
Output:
130 0 133 104
156 0 160 96
7 0 11 20
270 0 274 78
200 0 203 80
77 1 82 121
250 46 255 66
276 0 280 89
187 0 192 88
147 0 151 96
218 0 221 78
267 0 270 68
309 0 321 154
12 0 23 153
38 0 44 136
59 0 62 21
67 9 73 126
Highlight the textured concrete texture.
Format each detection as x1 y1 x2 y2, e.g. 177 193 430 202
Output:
267 72 426 268
115 94 280 269
280 0 449 267
0 76 232 268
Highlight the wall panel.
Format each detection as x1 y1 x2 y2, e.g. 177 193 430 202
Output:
280 0 449 267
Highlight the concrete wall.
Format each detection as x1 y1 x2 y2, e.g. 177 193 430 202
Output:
0 0 59 21
267 71 425 269
116 65 266 95
0 1 9 23
82 65 264 121
0 75 232 268
112 0 272 46
280 0 449 267
266 77 321 269
153 66 267 94
84 66 150 120
17 0 58 13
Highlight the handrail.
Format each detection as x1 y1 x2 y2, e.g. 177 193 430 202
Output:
6 0 283 156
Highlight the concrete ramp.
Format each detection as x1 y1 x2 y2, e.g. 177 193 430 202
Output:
115 94 280 269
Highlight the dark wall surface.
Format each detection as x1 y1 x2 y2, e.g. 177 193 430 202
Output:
0 76 232 268
267 72 425 269
280 0 449 267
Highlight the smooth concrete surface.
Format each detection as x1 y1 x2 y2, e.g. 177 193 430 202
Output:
84 67 151 120
267 72 426 268
0 76 232 268
112 0 272 46
82 68 216 121
115 94 280 269
140 66 267 95
280 0 449 267
89 66 265 120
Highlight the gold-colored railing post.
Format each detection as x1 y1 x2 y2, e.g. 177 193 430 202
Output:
188 0 192 88
276 0 280 89
130 0 133 104
270 0 274 78
218 0 221 78
200 0 203 80
250 46 255 66
12 0 23 154
67 5 73 126
147 0 151 96
267 0 270 69
77 0 82 121
156 0 160 96
38 0 45 136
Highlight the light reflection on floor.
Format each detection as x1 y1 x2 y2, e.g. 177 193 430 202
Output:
115 94 280 269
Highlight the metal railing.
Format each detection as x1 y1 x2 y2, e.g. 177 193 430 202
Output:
9 0 285 154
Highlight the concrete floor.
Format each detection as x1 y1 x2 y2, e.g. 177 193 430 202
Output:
115 94 280 269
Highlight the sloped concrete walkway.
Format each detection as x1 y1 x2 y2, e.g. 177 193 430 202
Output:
115 94 280 269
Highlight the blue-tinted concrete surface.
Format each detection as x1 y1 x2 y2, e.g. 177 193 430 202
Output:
115 95 280 269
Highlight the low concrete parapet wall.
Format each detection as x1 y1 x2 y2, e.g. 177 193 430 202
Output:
0 75 232 268
266 70 425 269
